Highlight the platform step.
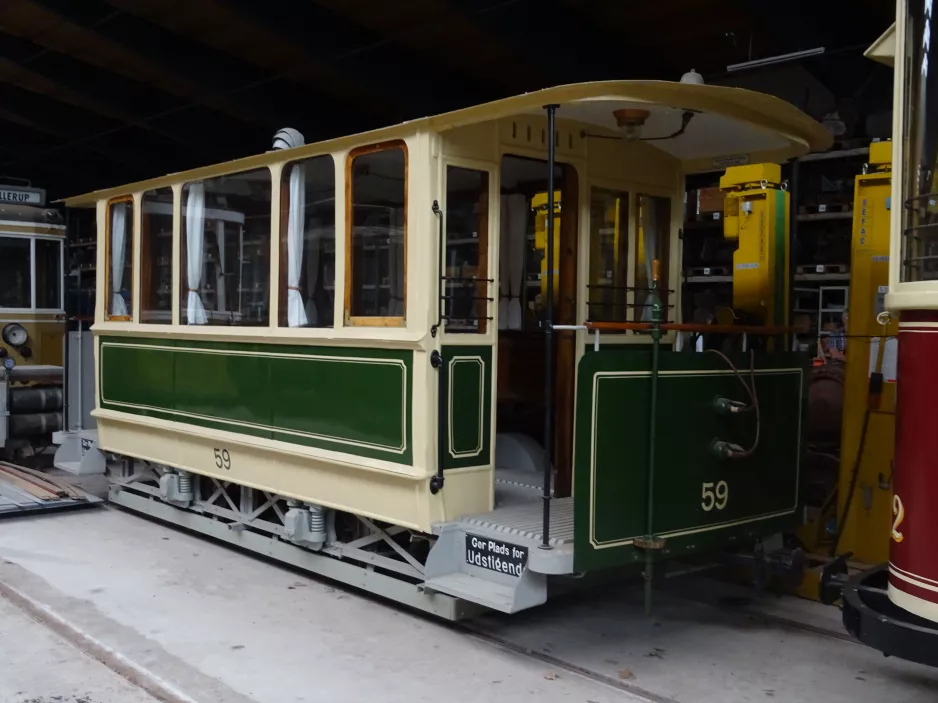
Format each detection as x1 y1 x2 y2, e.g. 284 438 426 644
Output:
423 573 520 613
424 524 549 613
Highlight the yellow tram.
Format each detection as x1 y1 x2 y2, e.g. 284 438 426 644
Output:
64 81 830 618
0 186 66 459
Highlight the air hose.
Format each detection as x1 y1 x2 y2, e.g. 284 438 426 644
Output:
831 316 891 556
707 349 761 460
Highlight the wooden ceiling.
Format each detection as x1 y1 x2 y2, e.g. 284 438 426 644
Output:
0 0 893 198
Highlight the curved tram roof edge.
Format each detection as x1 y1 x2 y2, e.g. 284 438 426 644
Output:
61 80 833 208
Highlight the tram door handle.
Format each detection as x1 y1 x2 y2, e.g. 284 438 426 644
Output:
430 349 446 494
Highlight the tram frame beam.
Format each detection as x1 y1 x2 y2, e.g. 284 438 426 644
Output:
108 485 478 621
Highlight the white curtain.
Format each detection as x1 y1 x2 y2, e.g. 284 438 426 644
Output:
215 219 226 313
186 183 208 325
506 194 527 330
110 204 128 317
287 164 308 327
641 198 659 322
498 197 510 330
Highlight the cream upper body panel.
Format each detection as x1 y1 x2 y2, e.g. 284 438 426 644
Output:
72 80 830 342
63 80 831 208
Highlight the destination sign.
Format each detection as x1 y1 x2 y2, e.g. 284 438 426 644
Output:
0 187 45 206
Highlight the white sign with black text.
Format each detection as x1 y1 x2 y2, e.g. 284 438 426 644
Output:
465 533 528 577
0 187 45 206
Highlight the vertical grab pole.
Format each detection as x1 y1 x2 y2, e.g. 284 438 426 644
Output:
541 104 559 550
644 264 663 616
430 201 446 494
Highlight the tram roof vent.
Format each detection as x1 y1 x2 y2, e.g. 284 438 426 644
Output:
272 128 305 151
680 68 705 85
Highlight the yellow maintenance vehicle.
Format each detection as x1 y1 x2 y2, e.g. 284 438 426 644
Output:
721 163 791 328
532 190 562 303
795 141 896 595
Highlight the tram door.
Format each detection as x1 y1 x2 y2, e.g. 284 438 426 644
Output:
493 156 578 497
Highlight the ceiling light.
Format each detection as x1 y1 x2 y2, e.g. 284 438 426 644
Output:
613 108 650 140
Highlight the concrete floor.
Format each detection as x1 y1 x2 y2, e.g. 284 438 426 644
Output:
1 506 936 703
473 579 938 703
0 596 157 703
0 508 636 703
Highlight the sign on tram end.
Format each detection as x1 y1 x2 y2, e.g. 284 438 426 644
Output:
465 533 528 576
0 186 45 206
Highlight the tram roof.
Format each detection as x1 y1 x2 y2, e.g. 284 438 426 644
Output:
62 80 832 207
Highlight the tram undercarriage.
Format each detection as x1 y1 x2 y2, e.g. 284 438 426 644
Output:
109 457 576 618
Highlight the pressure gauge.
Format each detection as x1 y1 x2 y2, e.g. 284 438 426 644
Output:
1 323 27 347
2 357 14 371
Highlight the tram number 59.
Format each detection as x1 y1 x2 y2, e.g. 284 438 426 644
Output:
701 481 729 512
213 448 232 470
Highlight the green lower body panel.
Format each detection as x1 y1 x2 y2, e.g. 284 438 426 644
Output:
573 349 806 571
441 345 492 469
98 336 413 464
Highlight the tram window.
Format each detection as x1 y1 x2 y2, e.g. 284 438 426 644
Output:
445 166 489 333
180 168 271 326
106 198 134 320
280 155 336 328
35 239 62 310
634 194 671 322
141 188 174 324
347 142 407 324
587 188 630 326
0 237 30 308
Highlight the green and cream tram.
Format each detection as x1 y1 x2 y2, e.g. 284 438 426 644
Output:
65 80 830 618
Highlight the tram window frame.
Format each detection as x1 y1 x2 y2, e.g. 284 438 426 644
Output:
140 187 174 325
0 234 64 312
586 187 631 328
345 140 408 327
633 193 672 323
179 168 273 327
443 165 490 334
105 195 135 322
35 237 63 311
279 154 336 328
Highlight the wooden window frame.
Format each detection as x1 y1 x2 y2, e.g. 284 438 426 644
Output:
105 195 134 322
345 140 408 327
140 188 173 325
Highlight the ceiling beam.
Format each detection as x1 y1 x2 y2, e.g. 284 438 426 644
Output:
309 0 541 94
558 0 748 77
0 0 279 127
0 57 213 166
0 103 151 171
103 0 397 120
0 123 120 189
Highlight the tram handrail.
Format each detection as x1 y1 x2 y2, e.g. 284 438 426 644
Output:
584 321 806 335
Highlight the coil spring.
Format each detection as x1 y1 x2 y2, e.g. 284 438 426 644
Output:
178 472 193 495
308 505 325 534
